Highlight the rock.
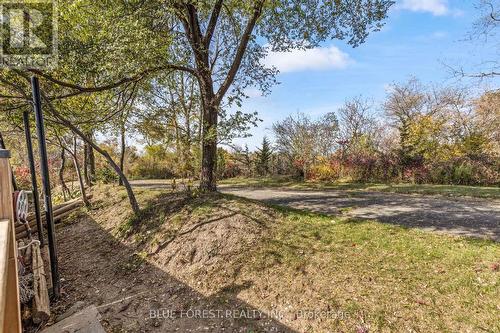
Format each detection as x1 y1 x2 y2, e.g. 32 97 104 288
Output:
42 305 105 333
56 301 86 322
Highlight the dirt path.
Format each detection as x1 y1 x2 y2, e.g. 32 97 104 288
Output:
219 186 500 241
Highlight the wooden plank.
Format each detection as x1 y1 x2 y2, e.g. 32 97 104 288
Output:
0 220 10 331
32 242 50 323
0 151 22 333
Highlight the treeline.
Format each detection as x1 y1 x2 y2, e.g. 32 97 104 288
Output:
0 0 497 217
220 80 500 186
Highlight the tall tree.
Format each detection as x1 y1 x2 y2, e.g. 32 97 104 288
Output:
159 0 394 190
255 136 272 176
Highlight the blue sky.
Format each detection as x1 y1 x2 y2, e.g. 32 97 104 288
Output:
233 0 499 149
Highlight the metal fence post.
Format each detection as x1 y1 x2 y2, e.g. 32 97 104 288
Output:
31 76 60 299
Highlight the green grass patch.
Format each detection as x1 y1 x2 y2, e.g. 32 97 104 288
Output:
244 205 500 332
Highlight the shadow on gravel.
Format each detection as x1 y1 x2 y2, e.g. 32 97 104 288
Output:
221 188 500 242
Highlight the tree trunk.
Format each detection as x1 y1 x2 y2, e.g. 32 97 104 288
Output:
184 110 193 178
200 103 217 192
200 71 218 192
58 147 70 201
70 137 90 207
83 142 89 187
119 124 126 186
88 141 96 184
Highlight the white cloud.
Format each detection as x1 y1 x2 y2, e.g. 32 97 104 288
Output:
398 0 449 16
431 31 448 39
264 46 351 73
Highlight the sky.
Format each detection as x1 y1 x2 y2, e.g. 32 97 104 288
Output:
232 0 500 149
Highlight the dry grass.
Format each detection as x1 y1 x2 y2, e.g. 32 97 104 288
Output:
81 185 499 332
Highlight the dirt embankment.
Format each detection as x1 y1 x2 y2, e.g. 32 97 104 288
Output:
53 186 290 332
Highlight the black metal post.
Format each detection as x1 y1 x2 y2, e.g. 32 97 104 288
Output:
23 111 45 247
31 76 60 299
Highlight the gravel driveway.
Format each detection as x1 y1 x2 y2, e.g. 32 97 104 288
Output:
220 186 500 241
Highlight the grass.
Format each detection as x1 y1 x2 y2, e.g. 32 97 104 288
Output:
220 176 500 199
244 204 499 332
87 185 500 332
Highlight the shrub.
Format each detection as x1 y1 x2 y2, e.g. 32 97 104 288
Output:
13 166 31 189
309 158 340 181
129 162 175 180
427 156 499 186
96 166 119 184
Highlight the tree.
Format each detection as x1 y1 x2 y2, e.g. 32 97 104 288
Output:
58 147 71 201
55 135 90 207
273 112 339 178
1 0 393 207
0 0 176 214
255 137 272 176
157 0 393 190
338 97 376 150
474 90 500 145
383 79 427 169
231 144 254 177
2 0 393 191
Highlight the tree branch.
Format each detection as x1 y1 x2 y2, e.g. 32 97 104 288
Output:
27 64 198 99
215 0 265 104
203 0 224 47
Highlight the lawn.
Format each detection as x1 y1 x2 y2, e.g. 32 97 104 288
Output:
73 185 500 332
220 176 500 199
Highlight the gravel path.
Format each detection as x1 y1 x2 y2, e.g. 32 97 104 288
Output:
220 186 500 241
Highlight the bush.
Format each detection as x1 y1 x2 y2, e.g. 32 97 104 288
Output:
96 166 119 184
309 158 340 181
220 161 242 179
13 166 31 189
130 162 175 179
413 156 498 186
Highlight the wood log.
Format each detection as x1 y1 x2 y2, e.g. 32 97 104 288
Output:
31 242 50 324
25 241 32 266
15 200 86 240
15 194 92 241
15 194 93 228
15 199 86 233
41 246 52 293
